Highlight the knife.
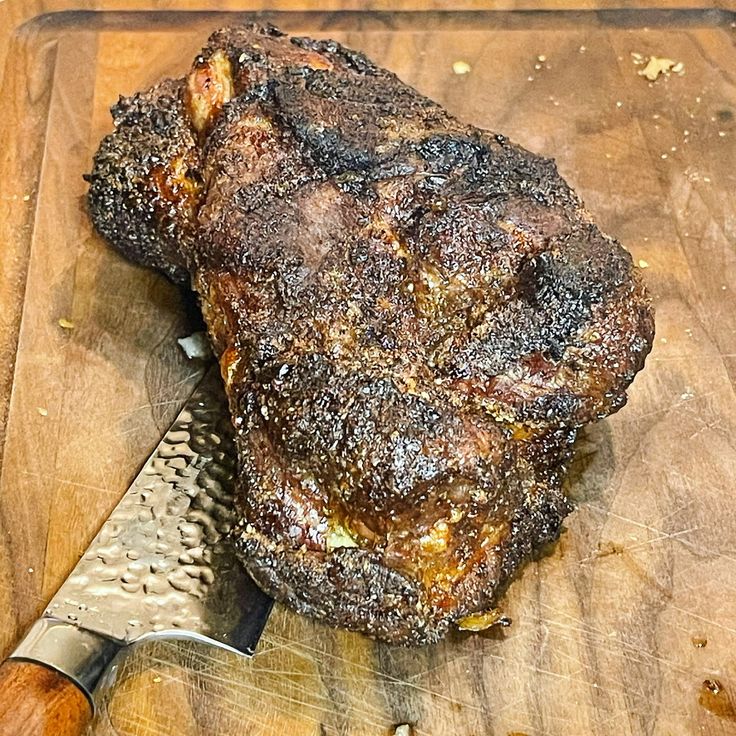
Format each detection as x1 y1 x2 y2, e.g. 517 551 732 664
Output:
0 368 273 736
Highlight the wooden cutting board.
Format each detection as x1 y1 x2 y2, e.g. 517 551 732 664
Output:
1 1 735 734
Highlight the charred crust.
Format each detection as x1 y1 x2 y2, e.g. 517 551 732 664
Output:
85 78 197 284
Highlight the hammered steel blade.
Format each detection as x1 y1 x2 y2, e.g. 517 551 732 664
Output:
42 367 272 656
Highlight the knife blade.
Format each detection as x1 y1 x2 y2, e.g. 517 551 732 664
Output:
2 367 272 723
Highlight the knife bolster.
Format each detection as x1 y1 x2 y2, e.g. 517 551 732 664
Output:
9 618 120 705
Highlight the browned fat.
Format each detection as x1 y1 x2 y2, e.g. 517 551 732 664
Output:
186 50 234 135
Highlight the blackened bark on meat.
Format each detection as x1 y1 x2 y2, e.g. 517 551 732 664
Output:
86 23 654 645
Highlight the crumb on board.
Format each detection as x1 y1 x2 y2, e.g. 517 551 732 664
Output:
596 540 625 559
177 332 212 360
393 725 413 736
37 407 48 417
457 608 511 631
632 53 685 81
452 60 471 75
638 259 649 268
58 318 74 329
27 567 34 573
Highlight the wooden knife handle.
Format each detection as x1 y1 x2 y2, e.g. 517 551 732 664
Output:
0 660 92 736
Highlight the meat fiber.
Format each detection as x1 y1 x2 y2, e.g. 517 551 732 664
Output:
86 24 654 645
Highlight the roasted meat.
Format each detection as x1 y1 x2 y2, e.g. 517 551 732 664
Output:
86 24 654 645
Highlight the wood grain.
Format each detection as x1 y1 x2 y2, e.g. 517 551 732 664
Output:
1 2 735 735
0 660 92 736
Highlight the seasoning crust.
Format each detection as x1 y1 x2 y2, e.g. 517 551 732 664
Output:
86 24 654 644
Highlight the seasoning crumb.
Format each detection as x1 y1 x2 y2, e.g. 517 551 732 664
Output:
636 55 685 81
28 567 34 573
692 636 707 648
22 194 30 202
638 259 649 268
393 725 412 736
37 407 48 417
537 54 547 62
660 337 668 344
58 318 74 330
152 676 162 683
616 101 623 108
452 60 471 75
681 387 695 400
579 45 587 53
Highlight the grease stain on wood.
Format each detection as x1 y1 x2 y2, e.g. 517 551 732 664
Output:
699 679 736 720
